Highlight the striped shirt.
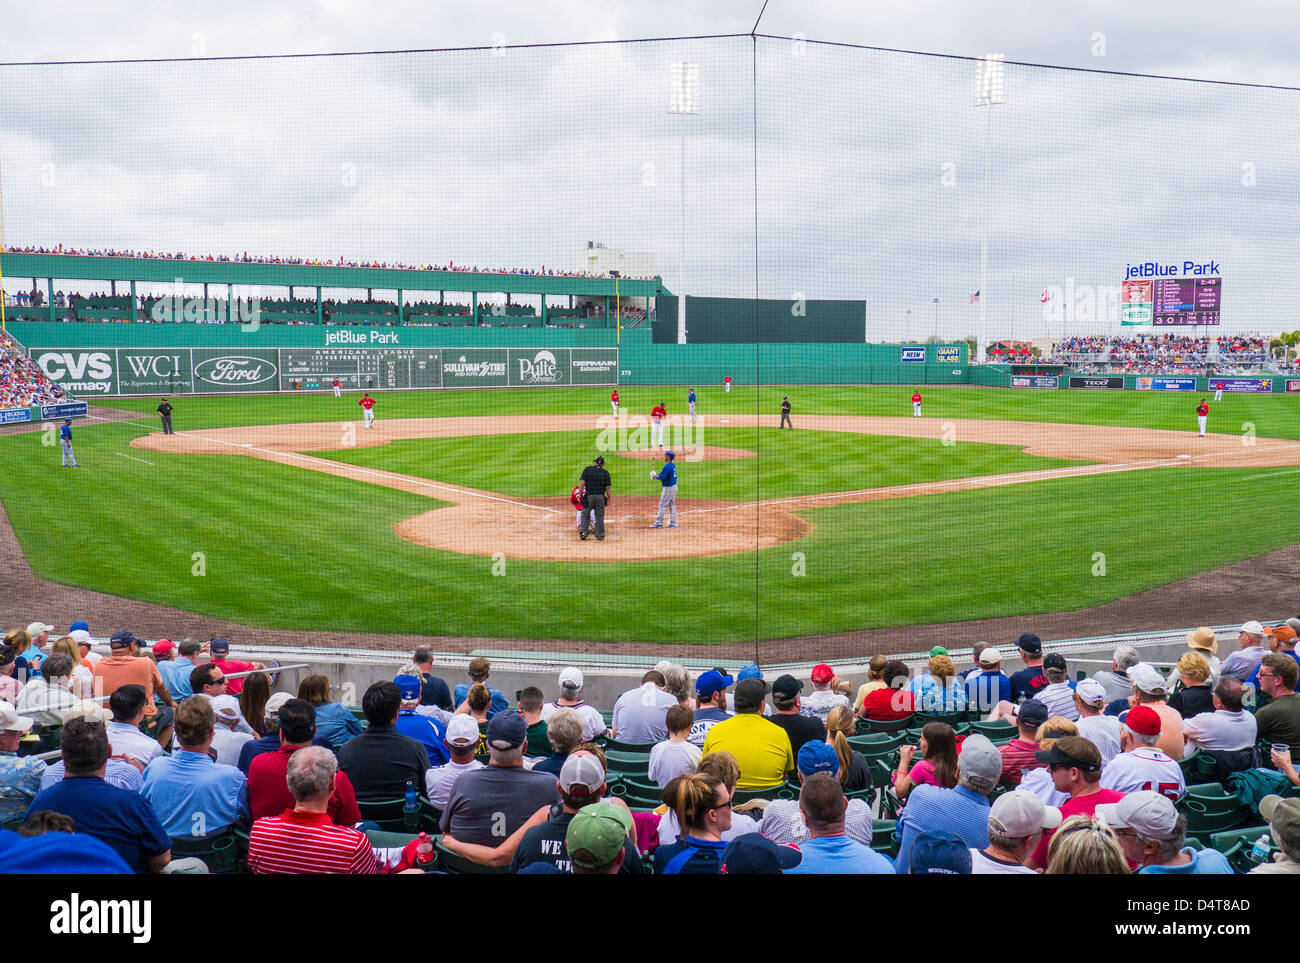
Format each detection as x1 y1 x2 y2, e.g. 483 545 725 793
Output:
248 809 379 875
894 784 991 874
1074 714 1123 763
998 738 1043 786
1037 682 1079 722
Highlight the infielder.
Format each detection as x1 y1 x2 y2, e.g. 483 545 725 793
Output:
569 481 586 529
360 393 376 428
59 418 79 468
912 391 922 417
333 378 343 398
610 389 619 416
723 375 732 393
1196 398 1209 437
688 387 697 422
650 449 678 528
650 402 667 449
1213 381 1224 402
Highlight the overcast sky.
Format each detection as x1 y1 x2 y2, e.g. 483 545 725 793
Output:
2 1 1297 339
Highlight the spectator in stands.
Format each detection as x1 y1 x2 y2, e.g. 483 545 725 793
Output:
893 721 959 800
1044 816 1130 875
894 734 1002 872
657 750 758 850
1093 645 1141 703
440 711 558 848
689 669 733 745
15 652 77 726
702 678 793 789
648 704 702 787
1182 677 1257 752
26 718 174 873
1168 652 1215 719
142 697 248 842
965 646 1011 716
338 681 429 801
248 747 378 875
1247 625 1300 693
38 701 141 793
768 674 827 759
209 695 255 766
1035 654 1078 720
998 698 1048 786
1097 791 1230 874
908 653 967 715
1009 633 1049 702
907 830 974 875
107 685 163 766
4 630 36 680
1072 679 1123 762
453 656 508 718
1126 664 1185 760
760 742 873 847
532 707 582 777
1184 628 1221 683
970 790 1061 874
1255 654 1300 748
297 674 361 748
425 714 485 813
567 801 639 876
660 663 693 706
393 675 448 768
857 660 914 721
0 645 21 705
654 772 732 874
248 698 360 825
802 664 851 722
459 682 492 742
1220 620 1268 682
411 645 452 711
853 654 890 712
788 772 894 875
189 663 226 700
519 686 549 758
1250 795 1300 875
0 703 44 823
825 705 871 792
539 667 606 742
1029 737 1124 869
1017 718 1080 806
46 638 91 701
92 631 174 746
239 671 272 738
206 638 265 696
610 669 675 743
238 692 328 773
1099 706 1185 799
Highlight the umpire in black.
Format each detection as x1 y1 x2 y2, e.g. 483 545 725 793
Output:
579 455 612 541
157 398 174 435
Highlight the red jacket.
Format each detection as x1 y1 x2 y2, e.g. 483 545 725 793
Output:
570 485 585 509
248 744 362 824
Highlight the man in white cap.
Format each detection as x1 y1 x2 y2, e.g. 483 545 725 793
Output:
1127 663 1185 761
970 791 1062 874
1250 794 1300 874
1220 620 1268 682
425 714 486 812
25 622 54 664
1097 790 1232 874
964 646 1011 717
38 701 144 792
0 703 45 822
1072 679 1122 762
210 694 255 766
539 667 606 742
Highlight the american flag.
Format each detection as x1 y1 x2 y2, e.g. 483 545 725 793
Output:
969 291 980 304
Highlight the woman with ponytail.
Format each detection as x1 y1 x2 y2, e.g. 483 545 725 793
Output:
653 772 732 874
825 705 872 792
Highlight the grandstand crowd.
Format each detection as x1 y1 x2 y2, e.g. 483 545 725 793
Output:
1045 333 1277 374
2 617 1299 875
0 337 72 408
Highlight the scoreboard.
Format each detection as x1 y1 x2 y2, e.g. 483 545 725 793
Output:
279 348 443 390
1151 277 1221 326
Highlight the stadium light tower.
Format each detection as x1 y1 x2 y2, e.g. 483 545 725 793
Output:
973 53 1005 364
669 61 699 345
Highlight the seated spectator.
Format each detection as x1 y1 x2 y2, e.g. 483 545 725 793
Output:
654 772 732 874
1072 679 1122 762
970 790 1061 874
247 747 379 875
411 644 452 711
1018 718 1079 805
908 654 967 715
518 686 549 759
720 831 803 874
0 820 132 875
567 802 639 876
802 664 851 722
610 670 675 743
1036 654 1078 721
532 707 581 777
1255 653 1300 748
689 669 734 745
459 681 492 744
15 652 78 726
539 667 606 742
1097 791 1230 874
1184 627 1221 683
206 637 266 696
648 704 702 788
1029 737 1124 869
1043 815 1130 875
39 701 143 792
5 629 39 679
788 772 894 875
106 684 164 767
453 656 509 717
702 678 793 789
1126 664 1185 760
156 639 201 701
50 637 93 700
209 695 255 766
1250 794 1300 875
393 675 449 768
1182 677 1257 752
440 711 558 847
894 721 959 800
248 699 361 825
657 750 761 848
0 702 44 823
965 646 1011 716
760 742 873 846
768 675 827 759
239 671 272 738
660 663 694 707
1009 633 1048 702
237 693 332 773
424 715 485 813
92 631 174 745
142 697 248 841
907 830 973 875
857 660 914 721
894 734 1002 872
338 681 429 801
297 674 362 748
1099 706 1185 799
825 705 871 792
1092 645 1141 703
0 645 22 705
998 698 1049 786
1219 620 1268 682
1247 625 1300 693
25 717 174 873
1167 652 1215 719
853 654 890 712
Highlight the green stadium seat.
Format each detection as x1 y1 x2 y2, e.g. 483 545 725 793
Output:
603 750 650 778
169 828 242 874
858 716 914 734
871 819 900 861
434 840 508 875
601 738 657 753
970 720 1018 745
355 796 438 833
731 785 785 806
847 732 906 756
1210 825 1274 873
1177 784 1247 844
364 829 422 850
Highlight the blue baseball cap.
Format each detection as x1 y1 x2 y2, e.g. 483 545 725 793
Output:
664 450 675 459
797 740 840 777
696 669 734 698
394 674 422 701
909 830 972 874
69 621 89 634
721 833 802 874
209 637 231 655
737 663 763 681
1016 632 1042 654
485 710 528 750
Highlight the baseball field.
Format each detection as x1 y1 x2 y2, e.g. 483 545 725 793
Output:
3 384 1299 650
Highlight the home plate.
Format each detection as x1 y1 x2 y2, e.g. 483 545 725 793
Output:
1176 454 1191 460
721 419 730 423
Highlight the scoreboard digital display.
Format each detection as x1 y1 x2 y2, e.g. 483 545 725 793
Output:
1151 277 1221 326
279 348 443 390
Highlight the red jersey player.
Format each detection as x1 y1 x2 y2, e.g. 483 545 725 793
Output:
359 393 376 429
332 378 342 398
611 389 619 416
1196 399 1209 437
650 402 667 448
912 391 922 417
569 482 586 529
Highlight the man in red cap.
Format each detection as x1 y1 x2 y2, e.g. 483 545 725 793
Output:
1099 705 1185 800
801 664 850 724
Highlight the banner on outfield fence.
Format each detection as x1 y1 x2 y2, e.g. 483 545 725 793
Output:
40 402 89 420
0 407 33 424
28 346 619 395
900 347 926 362
936 346 962 364
1287 380 1300 393
1212 378 1273 393
1011 375 1059 389
1068 376 1124 390
1136 377 1197 391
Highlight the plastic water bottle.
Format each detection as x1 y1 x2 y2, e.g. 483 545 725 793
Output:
415 831 435 866
404 780 419 830
1250 833 1272 865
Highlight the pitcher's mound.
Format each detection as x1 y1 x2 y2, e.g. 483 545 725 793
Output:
619 446 755 461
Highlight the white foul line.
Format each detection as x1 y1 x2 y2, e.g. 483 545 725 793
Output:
115 452 154 466
1243 468 1300 481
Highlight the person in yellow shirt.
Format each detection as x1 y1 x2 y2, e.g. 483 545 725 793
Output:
701 679 795 790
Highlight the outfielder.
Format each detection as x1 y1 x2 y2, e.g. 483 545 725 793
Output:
59 419 79 468
1213 381 1224 402
1196 398 1209 437
360 393 376 428
912 391 922 417
688 387 697 422
723 375 732 393
649 450 678 528
611 388 619 416
333 378 343 398
650 402 667 449
569 481 586 529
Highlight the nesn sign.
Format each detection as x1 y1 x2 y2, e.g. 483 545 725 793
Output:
901 347 926 362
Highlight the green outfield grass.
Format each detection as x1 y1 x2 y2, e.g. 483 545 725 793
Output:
316 427 1088 501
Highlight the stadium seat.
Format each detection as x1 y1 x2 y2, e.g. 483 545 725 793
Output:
608 778 664 810
603 750 650 778
731 785 785 806
364 829 422 850
169 828 242 874
911 711 966 729
847 732 907 756
601 738 657 753
970 720 1017 744
1210 825 1274 873
1177 784 1247 844
434 839 508 875
858 716 914 734
355 796 438 833
871 819 900 860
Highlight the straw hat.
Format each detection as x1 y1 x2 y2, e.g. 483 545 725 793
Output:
1186 627 1218 655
